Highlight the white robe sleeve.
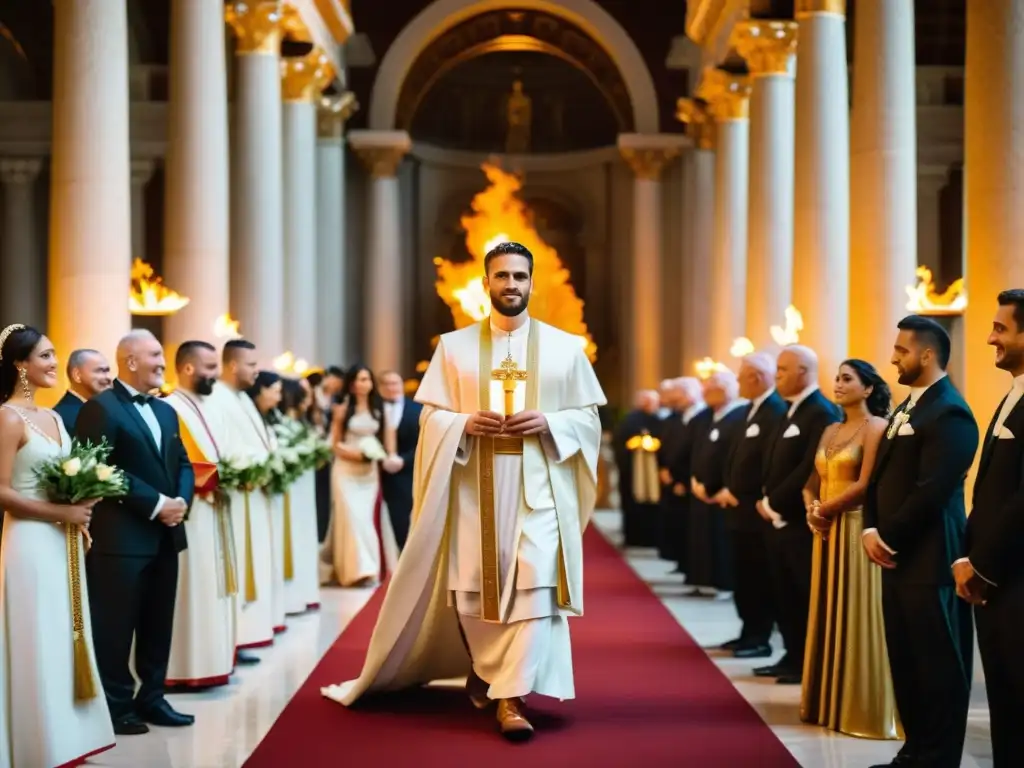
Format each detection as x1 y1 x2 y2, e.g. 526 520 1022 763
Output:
542 345 606 477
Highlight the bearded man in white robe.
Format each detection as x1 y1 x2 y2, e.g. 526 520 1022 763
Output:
322 241 606 741
163 341 236 686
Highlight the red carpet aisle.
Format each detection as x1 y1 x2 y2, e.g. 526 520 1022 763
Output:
244 529 798 767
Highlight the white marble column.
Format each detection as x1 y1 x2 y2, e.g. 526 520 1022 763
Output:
0 159 44 329
226 1 285 359
792 0 850 385
735 21 797 349
348 130 410 374
698 70 751 363
849 0 917 385
316 94 356 367
129 159 155 260
618 134 681 391
677 101 716 366
964 0 1024 440
163 0 230 352
49 0 132 366
281 49 333 362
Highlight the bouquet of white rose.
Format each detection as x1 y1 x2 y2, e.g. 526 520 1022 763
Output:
217 454 268 493
358 435 388 462
34 437 128 504
264 447 303 494
274 416 332 471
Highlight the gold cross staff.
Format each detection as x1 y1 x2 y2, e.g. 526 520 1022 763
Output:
491 354 528 416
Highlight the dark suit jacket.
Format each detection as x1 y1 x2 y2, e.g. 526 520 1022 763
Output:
762 389 841 525
668 407 711 492
75 380 195 556
865 376 979 585
725 390 788 530
381 398 422 495
690 404 747 498
967 389 1024 588
657 412 685 477
53 392 85 432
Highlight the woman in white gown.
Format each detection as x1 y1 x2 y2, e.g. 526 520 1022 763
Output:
320 365 397 588
0 324 115 767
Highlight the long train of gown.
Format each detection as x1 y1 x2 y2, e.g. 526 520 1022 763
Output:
0 411 115 767
801 442 902 739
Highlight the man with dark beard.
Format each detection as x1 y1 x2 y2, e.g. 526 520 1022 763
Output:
955 290 1024 767
162 341 237 689
863 315 978 768
321 240 605 742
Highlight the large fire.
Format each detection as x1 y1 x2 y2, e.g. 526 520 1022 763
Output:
905 266 966 315
129 258 189 316
433 164 597 361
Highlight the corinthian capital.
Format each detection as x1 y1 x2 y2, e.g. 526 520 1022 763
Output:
732 20 798 76
795 0 846 18
225 2 283 55
317 92 359 138
349 131 412 178
676 99 715 150
617 134 684 181
281 49 335 102
0 158 42 186
696 69 751 122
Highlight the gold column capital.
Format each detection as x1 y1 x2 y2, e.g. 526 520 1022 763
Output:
317 92 359 138
226 2 283 56
620 147 680 181
732 20 798 76
280 3 313 42
676 98 716 150
352 145 408 178
281 48 335 102
696 69 751 121
795 0 846 18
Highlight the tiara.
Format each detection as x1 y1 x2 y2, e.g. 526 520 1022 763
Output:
0 324 26 361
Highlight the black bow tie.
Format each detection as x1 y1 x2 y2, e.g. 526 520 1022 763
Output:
132 393 153 405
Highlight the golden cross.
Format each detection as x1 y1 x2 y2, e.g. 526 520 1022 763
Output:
491 354 528 416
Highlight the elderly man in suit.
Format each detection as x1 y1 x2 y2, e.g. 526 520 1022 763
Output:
378 370 422 551
53 349 112 430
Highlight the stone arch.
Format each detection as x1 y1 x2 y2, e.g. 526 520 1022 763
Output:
370 0 660 134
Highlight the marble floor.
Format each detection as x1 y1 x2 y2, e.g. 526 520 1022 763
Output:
90 510 993 768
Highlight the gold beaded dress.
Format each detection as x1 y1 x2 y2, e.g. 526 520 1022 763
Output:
800 440 902 739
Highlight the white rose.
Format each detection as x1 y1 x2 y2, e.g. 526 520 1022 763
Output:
62 457 82 477
95 464 114 482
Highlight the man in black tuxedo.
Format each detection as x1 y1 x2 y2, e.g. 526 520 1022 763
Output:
954 290 1024 766
655 379 688 564
662 378 709 575
863 315 978 768
76 330 195 735
716 352 788 658
379 370 422 551
53 348 112 430
756 346 840 684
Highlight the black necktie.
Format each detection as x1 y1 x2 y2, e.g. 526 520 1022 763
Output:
132 394 152 405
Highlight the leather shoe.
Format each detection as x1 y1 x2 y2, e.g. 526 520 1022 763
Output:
235 651 260 666
753 664 781 677
497 698 534 742
718 637 743 651
113 713 149 736
137 699 195 727
466 668 490 710
733 643 772 659
775 673 802 685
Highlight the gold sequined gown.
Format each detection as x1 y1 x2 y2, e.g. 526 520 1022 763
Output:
800 443 902 739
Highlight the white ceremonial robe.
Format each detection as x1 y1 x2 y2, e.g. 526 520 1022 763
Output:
163 389 236 685
209 382 276 648
322 315 605 707
289 468 320 611
264 427 288 630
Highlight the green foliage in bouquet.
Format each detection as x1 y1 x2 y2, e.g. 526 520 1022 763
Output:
217 455 269 493
34 438 128 503
273 416 332 472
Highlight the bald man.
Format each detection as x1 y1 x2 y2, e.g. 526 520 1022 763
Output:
754 345 840 684
613 390 664 547
76 330 196 734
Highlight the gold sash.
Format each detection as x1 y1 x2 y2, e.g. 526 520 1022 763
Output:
283 491 294 581
475 321 571 622
67 526 96 701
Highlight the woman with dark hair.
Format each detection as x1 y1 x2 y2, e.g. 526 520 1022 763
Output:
0 324 115 765
800 359 901 739
247 371 289 632
320 363 396 587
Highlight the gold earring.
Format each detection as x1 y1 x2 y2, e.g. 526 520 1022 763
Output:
18 368 30 400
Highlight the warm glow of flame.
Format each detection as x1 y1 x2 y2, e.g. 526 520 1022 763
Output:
433 164 597 361
129 259 189 316
730 337 755 357
625 432 661 452
905 266 967 315
695 357 729 379
214 313 241 339
273 351 309 375
770 305 804 346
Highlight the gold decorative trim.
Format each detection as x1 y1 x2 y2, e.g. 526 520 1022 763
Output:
677 98 716 150
732 20 798 76
696 68 751 121
620 148 680 181
317 92 358 138
281 48 335 102
226 1 283 56
280 3 312 43
795 0 846 18
352 146 408 178
477 321 501 622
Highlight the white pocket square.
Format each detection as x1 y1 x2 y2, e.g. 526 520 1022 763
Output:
897 422 915 436
997 426 1015 440
783 423 800 438
709 428 720 442
745 423 760 438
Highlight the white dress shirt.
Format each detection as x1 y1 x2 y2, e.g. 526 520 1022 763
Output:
384 396 404 431
118 379 178 520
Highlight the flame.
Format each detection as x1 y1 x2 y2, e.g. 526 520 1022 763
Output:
625 432 661 452
770 305 804 346
214 313 241 339
273 351 309 375
905 266 967 315
730 337 755 357
433 164 597 361
695 357 729 379
129 259 189 316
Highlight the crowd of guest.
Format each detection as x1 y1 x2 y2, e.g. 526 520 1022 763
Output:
615 295 1024 768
